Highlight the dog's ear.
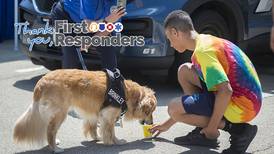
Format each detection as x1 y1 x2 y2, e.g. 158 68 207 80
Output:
143 88 157 115
140 96 153 116
132 89 141 103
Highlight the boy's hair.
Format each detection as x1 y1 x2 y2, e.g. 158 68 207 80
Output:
164 10 194 32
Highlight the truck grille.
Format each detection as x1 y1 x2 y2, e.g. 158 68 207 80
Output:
122 18 153 38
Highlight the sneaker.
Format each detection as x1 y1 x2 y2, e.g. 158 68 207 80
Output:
174 127 220 148
222 124 258 154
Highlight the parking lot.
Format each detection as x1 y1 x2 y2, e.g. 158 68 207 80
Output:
1 41 274 154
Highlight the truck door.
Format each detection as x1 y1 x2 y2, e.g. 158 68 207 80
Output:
247 0 272 39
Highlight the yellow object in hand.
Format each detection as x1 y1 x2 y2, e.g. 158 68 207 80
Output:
142 125 153 138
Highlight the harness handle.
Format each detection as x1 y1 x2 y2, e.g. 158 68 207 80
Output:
76 48 88 70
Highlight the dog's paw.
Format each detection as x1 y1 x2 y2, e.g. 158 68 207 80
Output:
114 138 127 145
53 147 64 153
96 136 102 141
90 134 99 141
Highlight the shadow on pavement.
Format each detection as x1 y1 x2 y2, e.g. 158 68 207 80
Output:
142 137 223 154
179 146 252 154
13 75 44 92
177 141 221 154
15 139 156 154
15 146 50 154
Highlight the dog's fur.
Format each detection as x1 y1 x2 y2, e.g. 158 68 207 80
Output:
13 69 157 153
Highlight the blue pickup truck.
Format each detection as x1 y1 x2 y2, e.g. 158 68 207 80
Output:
19 0 272 77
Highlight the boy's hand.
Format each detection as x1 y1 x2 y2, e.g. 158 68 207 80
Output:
200 127 220 139
149 124 170 137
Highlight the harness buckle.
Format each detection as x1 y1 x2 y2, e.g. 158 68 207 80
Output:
113 69 121 79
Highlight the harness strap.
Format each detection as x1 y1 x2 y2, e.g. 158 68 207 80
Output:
102 69 127 116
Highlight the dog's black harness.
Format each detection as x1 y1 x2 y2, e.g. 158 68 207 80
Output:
102 69 127 116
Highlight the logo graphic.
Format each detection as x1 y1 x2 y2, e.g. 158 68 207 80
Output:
114 22 124 33
106 23 115 32
15 20 144 52
89 22 99 33
99 23 106 32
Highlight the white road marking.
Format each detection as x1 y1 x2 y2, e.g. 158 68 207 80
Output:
15 66 45 73
263 92 274 98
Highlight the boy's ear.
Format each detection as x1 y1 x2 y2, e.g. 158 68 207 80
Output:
170 28 178 36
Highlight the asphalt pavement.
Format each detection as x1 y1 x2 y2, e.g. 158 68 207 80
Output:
1 41 274 154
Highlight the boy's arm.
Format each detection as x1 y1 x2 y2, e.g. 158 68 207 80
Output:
164 117 177 128
150 117 176 137
203 82 232 138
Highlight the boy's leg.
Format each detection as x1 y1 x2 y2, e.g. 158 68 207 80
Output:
167 97 225 129
175 63 221 147
62 46 81 69
167 97 222 147
98 46 118 71
177 63 202 95
168 97 257 152
51 1 80 69
170 62 223 146
177 63 257 152
222 120 258 153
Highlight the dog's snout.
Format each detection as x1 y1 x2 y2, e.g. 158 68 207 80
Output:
145 120 153 125
139 114 153 125
139 120 153 125
139 120 145 125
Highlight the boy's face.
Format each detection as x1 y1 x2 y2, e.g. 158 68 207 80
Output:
165 28 188 53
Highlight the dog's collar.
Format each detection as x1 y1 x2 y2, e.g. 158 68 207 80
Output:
120 103 127 117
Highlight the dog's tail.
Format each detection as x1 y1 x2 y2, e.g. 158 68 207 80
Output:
13 86 49 146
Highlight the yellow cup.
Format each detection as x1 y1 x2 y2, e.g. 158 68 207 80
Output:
142 125 153 138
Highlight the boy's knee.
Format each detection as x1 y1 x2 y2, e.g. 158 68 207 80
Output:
177 63 193 81
168 98 184 118
178 63 192 75
167 102 176 118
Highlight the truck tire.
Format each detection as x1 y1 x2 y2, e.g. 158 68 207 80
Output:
168 10 231 83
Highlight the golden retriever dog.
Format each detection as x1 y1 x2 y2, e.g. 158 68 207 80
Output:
13 69 157 153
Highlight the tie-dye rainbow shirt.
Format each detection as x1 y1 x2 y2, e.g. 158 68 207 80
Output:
192 34 262 123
